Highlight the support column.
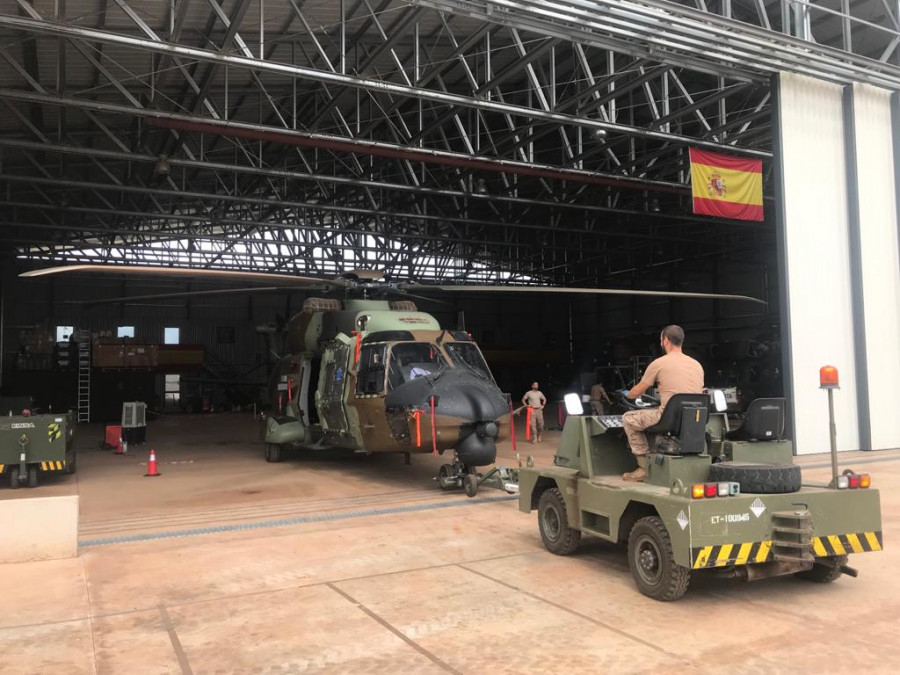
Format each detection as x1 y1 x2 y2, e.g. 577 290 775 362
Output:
841 85 871 451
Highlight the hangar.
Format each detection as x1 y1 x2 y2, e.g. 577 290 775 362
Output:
2 0 898 453
0 1 899 671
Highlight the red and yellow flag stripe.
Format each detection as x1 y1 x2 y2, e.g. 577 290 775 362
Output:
689 148 763 222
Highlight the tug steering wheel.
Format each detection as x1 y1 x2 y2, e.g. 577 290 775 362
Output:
618 391 661 412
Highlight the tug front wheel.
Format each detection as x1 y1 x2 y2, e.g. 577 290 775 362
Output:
628 516 691 601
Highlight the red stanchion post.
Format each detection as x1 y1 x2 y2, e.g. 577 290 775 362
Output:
509 400 517 454
430 396 437 456
525 407 533 441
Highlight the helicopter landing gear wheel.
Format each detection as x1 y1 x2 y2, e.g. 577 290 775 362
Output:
438 464 458 490
264 443 282 463
464 473 479 498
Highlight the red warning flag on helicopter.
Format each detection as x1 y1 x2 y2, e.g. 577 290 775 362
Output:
689 148 763 222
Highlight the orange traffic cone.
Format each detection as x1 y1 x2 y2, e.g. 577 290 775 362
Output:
144 449 161 477
115 436 124 455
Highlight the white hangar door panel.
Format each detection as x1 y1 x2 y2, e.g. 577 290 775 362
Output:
850 84 900 451
775 73 860 454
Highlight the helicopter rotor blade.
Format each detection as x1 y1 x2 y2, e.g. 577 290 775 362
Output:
388 288 454 306
20 264 345 288
77 286 300 307
400 284 766 305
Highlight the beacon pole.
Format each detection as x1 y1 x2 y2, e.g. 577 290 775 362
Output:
819 366 840 486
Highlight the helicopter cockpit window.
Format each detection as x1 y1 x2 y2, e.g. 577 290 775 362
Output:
387 342 446 390
356 344 387 396
445 342 494 382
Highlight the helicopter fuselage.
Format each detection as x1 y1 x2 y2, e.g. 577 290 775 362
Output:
265 299 510 467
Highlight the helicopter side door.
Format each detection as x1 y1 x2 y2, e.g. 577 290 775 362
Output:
316 337 351 433
349 342 396 452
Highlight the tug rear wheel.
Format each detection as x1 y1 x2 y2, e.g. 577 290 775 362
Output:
537 488 581 555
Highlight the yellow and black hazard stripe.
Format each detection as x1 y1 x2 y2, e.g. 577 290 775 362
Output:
40 460 66 471
812 531 882 556
691 541 773 569
47 423 61 442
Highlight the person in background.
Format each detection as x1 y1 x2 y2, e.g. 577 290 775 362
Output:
589 380 613 416
521 382 547 443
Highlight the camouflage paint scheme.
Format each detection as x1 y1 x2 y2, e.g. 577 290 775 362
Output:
518 415 882 569
265 299 510 465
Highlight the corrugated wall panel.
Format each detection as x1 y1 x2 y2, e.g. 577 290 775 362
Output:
777 73 860 453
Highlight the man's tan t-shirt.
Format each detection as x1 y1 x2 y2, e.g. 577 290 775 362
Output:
523 390 545 408
638 352 704 408
590 384 606 401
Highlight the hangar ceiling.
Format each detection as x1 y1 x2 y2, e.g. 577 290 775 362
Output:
0 0 896 285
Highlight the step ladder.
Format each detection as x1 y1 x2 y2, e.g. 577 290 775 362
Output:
77 341 91 423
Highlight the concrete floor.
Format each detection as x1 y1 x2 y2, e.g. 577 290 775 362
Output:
1 413 897 674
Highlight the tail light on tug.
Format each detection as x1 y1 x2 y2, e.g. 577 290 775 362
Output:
836 471 871 489
691 482 740 499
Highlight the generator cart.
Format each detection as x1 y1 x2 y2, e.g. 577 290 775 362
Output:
0 412 76 488
518 392 882 601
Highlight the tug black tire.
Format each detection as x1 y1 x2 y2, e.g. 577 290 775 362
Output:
795 555 848 583
537 488 581 555
708 462 801 494
27 465 38 488
9 468 20 489
628 516 691 601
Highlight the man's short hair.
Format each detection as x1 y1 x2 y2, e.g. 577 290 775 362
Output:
661 325 685 347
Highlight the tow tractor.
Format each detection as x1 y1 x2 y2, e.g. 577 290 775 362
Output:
517 368 883 601
1 411 77 488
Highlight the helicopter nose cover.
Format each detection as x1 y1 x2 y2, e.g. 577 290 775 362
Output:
384 369 508 466
384 369 509 421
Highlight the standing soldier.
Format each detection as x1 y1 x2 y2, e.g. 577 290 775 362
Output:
522 382 547 443
589 380 613 416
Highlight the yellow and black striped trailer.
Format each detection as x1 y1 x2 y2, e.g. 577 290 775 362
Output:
0 412 76 489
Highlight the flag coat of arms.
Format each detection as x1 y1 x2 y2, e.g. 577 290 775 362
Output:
689 148 763 221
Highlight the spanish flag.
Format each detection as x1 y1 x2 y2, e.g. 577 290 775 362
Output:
689 148 763 221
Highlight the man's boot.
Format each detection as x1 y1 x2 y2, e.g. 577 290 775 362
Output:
623 455 649 482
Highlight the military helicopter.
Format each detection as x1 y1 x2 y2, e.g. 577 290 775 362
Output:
21 265 765 496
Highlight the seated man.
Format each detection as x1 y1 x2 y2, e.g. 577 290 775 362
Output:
622 325 704 482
